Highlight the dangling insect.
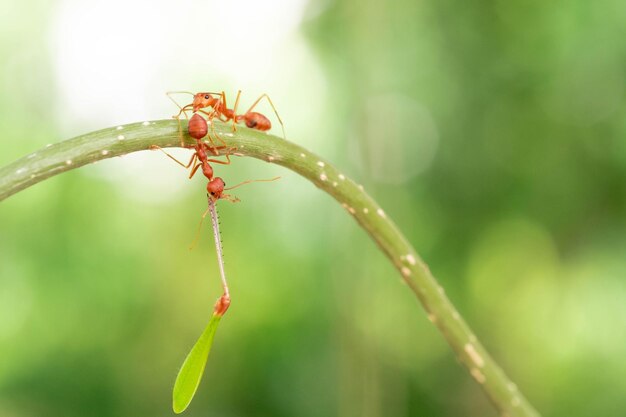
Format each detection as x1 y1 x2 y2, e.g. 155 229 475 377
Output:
165 108 278 414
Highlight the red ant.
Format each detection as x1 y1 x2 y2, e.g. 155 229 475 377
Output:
189 115 279 208
167 90 287 143
152 113 234 184
153 111 276 198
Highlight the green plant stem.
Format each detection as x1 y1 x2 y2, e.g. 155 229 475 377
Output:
0 120 540 417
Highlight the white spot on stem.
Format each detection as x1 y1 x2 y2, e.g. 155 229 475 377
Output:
16 168 25 174
116 126 124 130
101 150 110 156
332 181 338 187
317 161 325 168
470 368 486 384
117 135 125 140
401 267 411 277
406 254 416 265
142 121 150 126
338 174 345 180
358 184 364 191
465 343 484 368
363 208 369 214
300 153 306 158
377 208 386 218
319 173 327 181
65 160 73 165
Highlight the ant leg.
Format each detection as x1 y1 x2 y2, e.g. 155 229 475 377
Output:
216 91 228 114
213 177 280 204
245 93 287 140
195 108 226 152
195 109 229 151
215 90 238 134
172 104 194 146
188 206 211 250
231 90 242 132
220 194 241 204
205 153 232 166
214 92 233 124
218 90 236 132
188 161 203 179
150 145 196 168
175 115 185 147
224 176 281 191
209 123 229 149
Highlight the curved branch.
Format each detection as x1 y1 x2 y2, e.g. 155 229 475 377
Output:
0 120 540 417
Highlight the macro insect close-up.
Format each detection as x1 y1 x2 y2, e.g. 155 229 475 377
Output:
1 1 626 417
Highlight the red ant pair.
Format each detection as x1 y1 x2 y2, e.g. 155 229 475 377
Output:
158 89 284 200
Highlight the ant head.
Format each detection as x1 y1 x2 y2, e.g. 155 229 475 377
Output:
193 92 215 112
244 112 271 131
207 177 225 199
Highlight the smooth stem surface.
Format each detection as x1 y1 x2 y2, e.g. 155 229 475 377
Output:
0 119 540 417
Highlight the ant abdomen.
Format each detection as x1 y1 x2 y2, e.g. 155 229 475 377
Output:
188 114 208 139
243 112 271 131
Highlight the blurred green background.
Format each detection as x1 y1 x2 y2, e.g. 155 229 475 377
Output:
1 0 626 416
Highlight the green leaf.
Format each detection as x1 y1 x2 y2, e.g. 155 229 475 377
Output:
172 314 223 414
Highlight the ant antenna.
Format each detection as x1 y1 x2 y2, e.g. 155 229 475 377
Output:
166 91 194 111
224 176 281 191
166 90 195 97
